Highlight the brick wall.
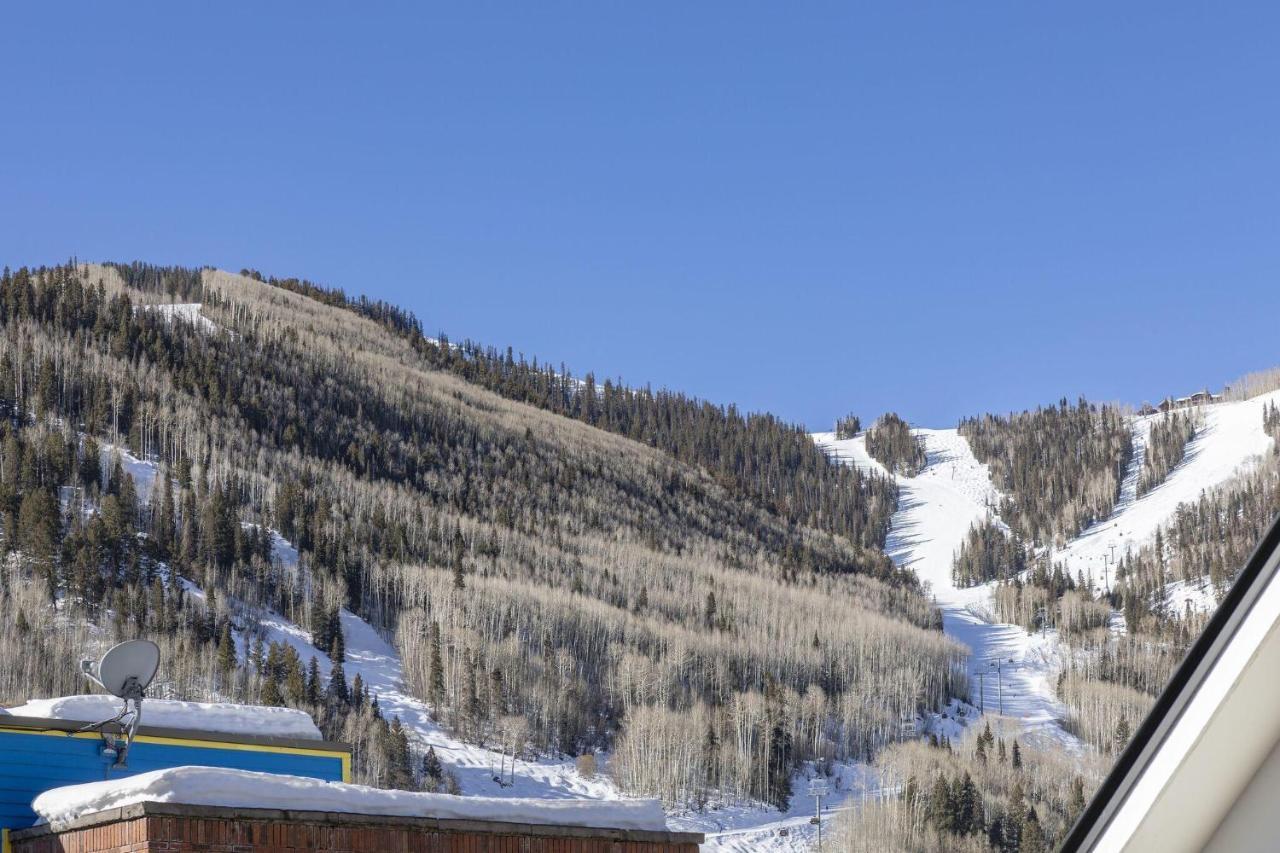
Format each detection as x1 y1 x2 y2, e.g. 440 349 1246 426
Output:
10 803 703 853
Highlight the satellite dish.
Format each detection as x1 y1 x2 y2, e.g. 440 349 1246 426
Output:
77 640 161 769
82 640 160 700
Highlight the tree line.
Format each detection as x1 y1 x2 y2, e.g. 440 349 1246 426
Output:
1136 411 1197 497
866 413 927 476
960 398 1132 546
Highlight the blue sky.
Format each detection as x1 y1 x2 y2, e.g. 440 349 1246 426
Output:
2 3 1278 428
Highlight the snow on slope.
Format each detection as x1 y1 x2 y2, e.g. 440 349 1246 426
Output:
98 442 160 504
814 428 1081 751
139 303 220 335
814 390 1280 755
1052 391 1280 597
675 764 878 852
32 766 668 830
84 447 629 805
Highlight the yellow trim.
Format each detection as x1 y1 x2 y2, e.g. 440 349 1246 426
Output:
0 725 351 781
3 827 10 853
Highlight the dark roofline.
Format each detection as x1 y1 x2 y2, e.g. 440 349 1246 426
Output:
1060 509 1280 851
0 713 350 754
9 800 705 845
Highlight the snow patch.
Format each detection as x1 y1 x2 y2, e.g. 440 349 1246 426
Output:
139 303 220 335
98 442 160 504
30 766 668 831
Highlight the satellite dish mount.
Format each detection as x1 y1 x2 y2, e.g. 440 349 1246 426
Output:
77 640 161 768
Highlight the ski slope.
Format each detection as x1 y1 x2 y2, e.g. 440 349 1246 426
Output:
814 390 1280 754
813 428 1080 750
1053 391 1280 599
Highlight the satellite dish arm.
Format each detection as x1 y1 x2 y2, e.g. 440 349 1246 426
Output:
76 643 159 769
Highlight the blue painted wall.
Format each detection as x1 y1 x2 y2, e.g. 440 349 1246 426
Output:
0 728 345 832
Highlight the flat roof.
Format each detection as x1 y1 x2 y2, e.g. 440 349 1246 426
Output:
0 713 351 754
9 801 706 846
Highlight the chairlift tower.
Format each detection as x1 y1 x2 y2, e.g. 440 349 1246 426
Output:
808 778 830 851
898 707 917 741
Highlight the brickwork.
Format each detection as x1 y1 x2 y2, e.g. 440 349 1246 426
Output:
10 803 703 853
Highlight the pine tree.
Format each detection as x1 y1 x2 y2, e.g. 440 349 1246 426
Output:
1011 739 1022 769
261 650 284 707
422 745 444 787
1114 715 1131 754
1021 805 1045 853
306 656 322 705
154 469 176 558
928 774 953 835
957 771 981 835
704 590 717 629
283 648 306 705
328 659 350 705
451 525 466 590
216 622 236 673
427 621 445 715
329 619 345 663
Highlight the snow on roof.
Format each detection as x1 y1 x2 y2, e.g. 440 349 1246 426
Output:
31 766 669 831
3 696 322 741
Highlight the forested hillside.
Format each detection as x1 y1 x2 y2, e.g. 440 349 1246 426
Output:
960 399 1132 547
0 261 964 810
244 267 899 559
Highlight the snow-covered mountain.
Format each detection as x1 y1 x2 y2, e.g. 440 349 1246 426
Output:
815 389 1280 763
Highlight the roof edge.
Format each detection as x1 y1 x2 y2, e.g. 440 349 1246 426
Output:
10 800 704 845
0 714 350 753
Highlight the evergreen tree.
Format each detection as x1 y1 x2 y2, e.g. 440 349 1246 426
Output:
352 672 365 709
261 643 284 707
306 655 322 705
216 622 236 673
422 745 444 786
1021 805 1045 853
928 774 953 835
329 617 345 662
328 659 350 705
283 648 306 705
427 621 445 714
1113 715 1131 754
956 771 982 835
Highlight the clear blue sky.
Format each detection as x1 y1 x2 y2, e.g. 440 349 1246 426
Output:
3 3 1278 428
